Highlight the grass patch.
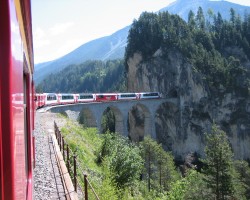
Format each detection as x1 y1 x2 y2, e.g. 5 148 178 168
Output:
60 119 102 174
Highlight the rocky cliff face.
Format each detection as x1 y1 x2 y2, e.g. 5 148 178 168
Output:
127 49 250 161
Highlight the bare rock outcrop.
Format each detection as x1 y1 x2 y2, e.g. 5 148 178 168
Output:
127 49 250 161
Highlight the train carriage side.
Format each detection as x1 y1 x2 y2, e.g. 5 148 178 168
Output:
58 93 76 104
139 92 161 99
117 93 138 100
44 93 58 106
77 93 96 103
95 93 118 102
0 0 35 199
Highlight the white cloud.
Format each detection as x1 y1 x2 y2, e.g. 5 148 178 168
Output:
33 27 50 48
49 22 74 36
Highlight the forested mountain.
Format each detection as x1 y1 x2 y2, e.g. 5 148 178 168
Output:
125 8 250 162
34 0 250 85
36 59 126 93
125 8 250 92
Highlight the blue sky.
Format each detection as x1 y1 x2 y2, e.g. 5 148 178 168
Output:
31 0 250 64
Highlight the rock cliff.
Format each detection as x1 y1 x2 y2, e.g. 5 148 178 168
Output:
126 49 250 161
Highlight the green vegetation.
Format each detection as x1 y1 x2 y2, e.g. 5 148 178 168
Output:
166 124 249 200
202 125 241 199
140 137 179 192
50 8 250 199
36 59 126 93
125 8 250 95
59 115 250 199
60 116 179 199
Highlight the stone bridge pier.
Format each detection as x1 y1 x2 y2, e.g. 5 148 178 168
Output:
48 98 177 139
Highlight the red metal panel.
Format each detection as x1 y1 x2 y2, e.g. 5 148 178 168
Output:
96 93 118 101
0 0 16 199
0 0 33 199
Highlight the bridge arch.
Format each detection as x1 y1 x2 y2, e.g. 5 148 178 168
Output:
78 108 96 127
101 105 124 134
128 103 152 142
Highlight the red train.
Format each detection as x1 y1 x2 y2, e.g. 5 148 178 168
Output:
35 92 161 108
0 0 35 199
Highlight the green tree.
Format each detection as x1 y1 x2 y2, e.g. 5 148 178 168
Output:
140 136 156 191
230 8 236 26
202 124 242 200
206 8 215 32
188 10 196 30
234 160 250 199
140 136 179 192
167 170 208 200
156 145 179 191
96 132 143 190
196 7 205 31
109 137 143 189
125 12 162 61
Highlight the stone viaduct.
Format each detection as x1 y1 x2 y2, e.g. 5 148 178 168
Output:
48 98 177 138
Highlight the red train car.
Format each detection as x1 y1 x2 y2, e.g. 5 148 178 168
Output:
35 93 45 108
0 0 35 199
95 93 118 102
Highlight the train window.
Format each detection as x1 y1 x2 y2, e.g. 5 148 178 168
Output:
47 94 57 101
143 92 159 97
79 94 93 99
121 94 136 98
62 95 74 100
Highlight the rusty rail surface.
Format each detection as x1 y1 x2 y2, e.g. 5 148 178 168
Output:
54 121 100 200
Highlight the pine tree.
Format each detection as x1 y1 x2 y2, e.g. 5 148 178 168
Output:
202 124 238 200
156 146 179 191
188 10 196 30
196 7 205 31
140 136 156 191
140 136 179 192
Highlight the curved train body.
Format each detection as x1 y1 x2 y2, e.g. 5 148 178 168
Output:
0 0 35 199
36 92 161 108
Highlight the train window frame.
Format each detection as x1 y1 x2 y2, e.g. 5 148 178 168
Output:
143 92 159 97
47 94 57 101
121 94 136 98
61 95 74 100
79 94 93 99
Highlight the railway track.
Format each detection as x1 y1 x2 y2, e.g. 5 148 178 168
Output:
34 112 68 199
